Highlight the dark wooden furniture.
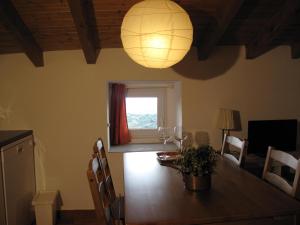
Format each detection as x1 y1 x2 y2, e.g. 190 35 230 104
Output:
93 138 113 187
124 152 300 225
93 138 124 220
87 157 121 225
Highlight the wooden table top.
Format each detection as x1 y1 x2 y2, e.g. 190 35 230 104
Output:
124 152 300 225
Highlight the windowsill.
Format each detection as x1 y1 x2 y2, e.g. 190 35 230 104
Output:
109 143 178 153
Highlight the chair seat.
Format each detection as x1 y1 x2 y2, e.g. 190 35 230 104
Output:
111 196 125 220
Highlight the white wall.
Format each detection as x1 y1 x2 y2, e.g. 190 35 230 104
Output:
0 46 300 209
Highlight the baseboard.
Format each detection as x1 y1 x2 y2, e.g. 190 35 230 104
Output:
57 210 96 224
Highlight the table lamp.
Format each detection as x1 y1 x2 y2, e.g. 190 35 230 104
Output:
216 108 236 143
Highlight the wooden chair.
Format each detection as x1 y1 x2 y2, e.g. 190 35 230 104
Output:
87 157 121 225
93 138 116 198
221 134 247 167
262 146 300 198
93 138 124 220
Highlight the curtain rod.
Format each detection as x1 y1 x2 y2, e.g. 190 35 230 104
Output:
126 84 174 89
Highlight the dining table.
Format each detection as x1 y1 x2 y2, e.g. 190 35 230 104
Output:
123 151 300 225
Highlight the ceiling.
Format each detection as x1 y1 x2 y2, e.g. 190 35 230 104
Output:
0 0 299 66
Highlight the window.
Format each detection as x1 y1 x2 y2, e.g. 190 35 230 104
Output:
126 97 158 129
126 88 165 143
107 81 182 148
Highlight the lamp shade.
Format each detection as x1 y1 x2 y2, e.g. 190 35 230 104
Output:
217 108 236 130
121 0 193 69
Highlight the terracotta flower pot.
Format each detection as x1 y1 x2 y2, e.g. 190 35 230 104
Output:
183 174 211 191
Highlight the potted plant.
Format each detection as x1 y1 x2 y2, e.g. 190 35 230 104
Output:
176 145 218 191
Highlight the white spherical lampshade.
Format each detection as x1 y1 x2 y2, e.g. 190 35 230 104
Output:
121 0 193 69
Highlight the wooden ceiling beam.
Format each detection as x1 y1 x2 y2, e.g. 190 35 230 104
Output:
291 43 300 59
246 0 300 59
67 0 100 64
0 0 43 67
197 0 244 60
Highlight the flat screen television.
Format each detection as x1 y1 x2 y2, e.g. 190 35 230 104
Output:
247 119 298 156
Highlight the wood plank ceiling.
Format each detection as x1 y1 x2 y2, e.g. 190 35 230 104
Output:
0 0 299 67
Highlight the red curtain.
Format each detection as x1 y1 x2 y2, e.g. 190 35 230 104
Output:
110 83 131 145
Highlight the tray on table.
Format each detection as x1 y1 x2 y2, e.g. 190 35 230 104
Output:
156 152 181 170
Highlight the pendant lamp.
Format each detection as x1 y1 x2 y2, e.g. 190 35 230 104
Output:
121 0 193 69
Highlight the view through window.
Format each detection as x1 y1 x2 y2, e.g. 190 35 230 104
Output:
126 97 158 129
108 81 181 147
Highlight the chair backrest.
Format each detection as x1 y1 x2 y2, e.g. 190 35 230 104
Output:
94 138 107 161
106 175 117 203
87 157 116 225
93 138 117 202
262 146 300 198
221 134 247 167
